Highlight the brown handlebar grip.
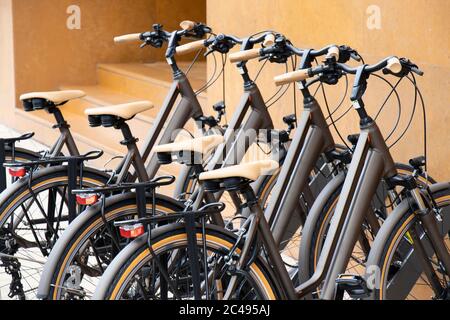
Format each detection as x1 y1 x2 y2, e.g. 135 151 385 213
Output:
386 57 402 73
229 48 261 63
263 34 275 47
175 40 206 55
326 46 340 60
274 69 310 86
180 20 196 31
114 33 141 43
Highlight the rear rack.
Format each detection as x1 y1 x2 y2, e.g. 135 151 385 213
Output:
113 202 225 227
3 150 103 168
72 175 175 195
0 132 36 192
3 150 104 222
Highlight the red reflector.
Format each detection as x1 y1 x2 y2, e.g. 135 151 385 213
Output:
119 224 145 239
8 167 26 178
75 193 99 206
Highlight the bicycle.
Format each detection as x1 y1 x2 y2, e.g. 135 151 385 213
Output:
292 55 449 299
0 21 228 300
0 90 110 192
36 30 305 300
91 55 449 300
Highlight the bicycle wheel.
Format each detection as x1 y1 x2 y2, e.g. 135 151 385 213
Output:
93 223 281 300
298 163 435 286
44 158 291 300
43 193 184 300
366 185 450 300
0 165 108 299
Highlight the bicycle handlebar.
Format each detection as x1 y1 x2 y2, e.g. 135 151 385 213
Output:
180 20 196 31
263 33 275 47
274 69 310 86
175 39 207 55
386 57 402 74
114 21 190 43
230 42 341 64
114 20 209 49
274 56 411 87
175 32 275 57
229 48 261 63
114 33 142 44
335 56 402 75
326 46 340 60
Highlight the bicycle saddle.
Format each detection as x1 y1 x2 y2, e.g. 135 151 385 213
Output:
85 101 153 120
199 160 278 182
154 135 224 165
20 90 86 110
154 135 224 155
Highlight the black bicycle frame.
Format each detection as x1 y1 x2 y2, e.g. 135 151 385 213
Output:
298 119 450 299
265 94 335 245
139 70 204 181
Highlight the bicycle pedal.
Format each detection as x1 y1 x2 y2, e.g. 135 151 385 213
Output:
335 274 371 299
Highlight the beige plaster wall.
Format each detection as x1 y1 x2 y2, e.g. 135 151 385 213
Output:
10 0 206 104
0 0 15 121
206 0 450 179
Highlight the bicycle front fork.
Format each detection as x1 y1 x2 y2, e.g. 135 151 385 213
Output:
410 188 450 297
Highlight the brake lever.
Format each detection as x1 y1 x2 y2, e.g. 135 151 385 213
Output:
411 67 424 76
351 53 361 62
382 58 424 77
337 46 362 63
188 23 211 39
258 55 270 62
304 77 321 88
401 58 424 76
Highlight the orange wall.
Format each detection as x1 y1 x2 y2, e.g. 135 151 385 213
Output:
11 0 206 104
206 0 450 179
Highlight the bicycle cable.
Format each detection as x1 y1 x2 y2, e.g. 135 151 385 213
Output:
321 82 352 151
185 33 216 76
388 73 426 162
325 74 349 122
372 74 403 143
291 55 298 125
196 51 227 96
266 62 291 108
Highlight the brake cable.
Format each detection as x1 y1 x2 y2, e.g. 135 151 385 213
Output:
202 52 227 95
266 62 291 108
372 74 403 143
408 73 428 172
388 74 420 150
195 51 218 95
184 33 215 77
185 48 204 76
291 55 298 125
254 58 269 82
325 74 349 121
221 53 228 125
309 58 350 122
321 82 352 151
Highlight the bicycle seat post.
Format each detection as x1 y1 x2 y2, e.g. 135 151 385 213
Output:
118 121 149 182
